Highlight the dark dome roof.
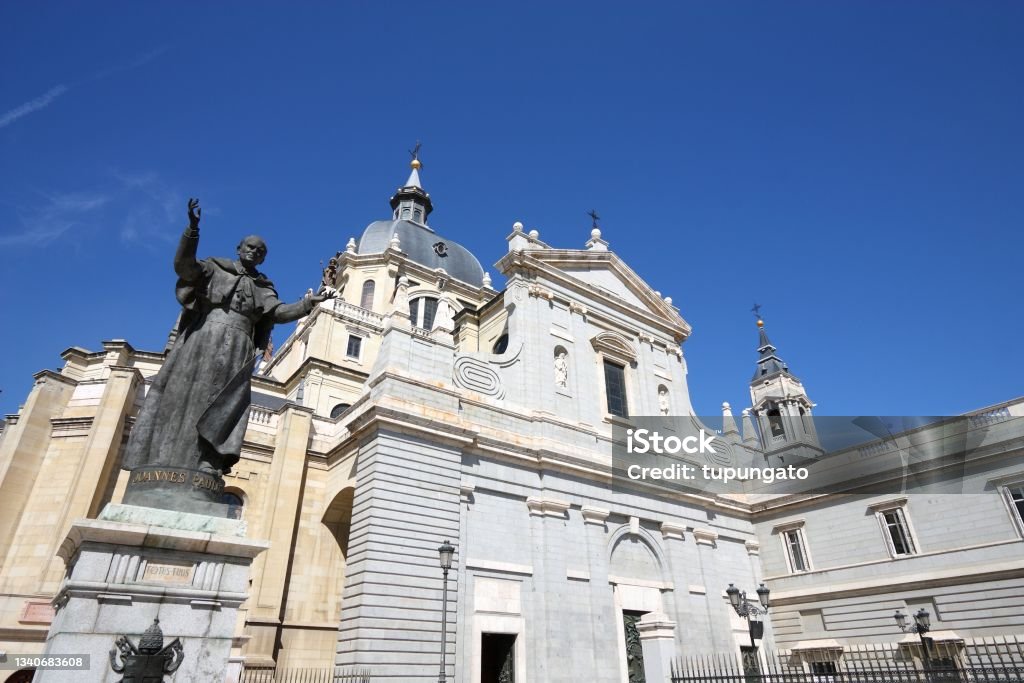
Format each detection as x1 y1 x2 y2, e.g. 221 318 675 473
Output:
359 219 484 286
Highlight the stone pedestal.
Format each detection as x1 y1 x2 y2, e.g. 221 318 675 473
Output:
39 504 268 682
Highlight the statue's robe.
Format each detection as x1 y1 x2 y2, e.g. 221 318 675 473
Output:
123 232 309 475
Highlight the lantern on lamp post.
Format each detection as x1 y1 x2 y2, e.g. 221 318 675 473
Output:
894 607 934 674
726 583 771 648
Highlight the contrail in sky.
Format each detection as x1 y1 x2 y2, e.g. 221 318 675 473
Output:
0 85 69 130
0 46 168 131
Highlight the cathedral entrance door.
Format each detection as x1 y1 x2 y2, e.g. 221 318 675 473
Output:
481 632 516 682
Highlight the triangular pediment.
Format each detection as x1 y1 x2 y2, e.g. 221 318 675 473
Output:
503 249 690 337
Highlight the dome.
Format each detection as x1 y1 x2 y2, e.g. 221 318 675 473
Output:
359 219 485 286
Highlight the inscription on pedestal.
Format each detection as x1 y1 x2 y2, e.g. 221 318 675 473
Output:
123 466 228 515
141 562 195 585
129 467 225 493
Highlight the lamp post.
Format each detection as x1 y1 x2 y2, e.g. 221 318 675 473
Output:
437 540 455 683
726 583 771 649
894 608 933 676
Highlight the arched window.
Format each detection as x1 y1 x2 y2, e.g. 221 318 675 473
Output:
492 334 509 354
330 403 352 419
410 296 439 330
360 280 375 310
222 490 244 520
767 405 785 437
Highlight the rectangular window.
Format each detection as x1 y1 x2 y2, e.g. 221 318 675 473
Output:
346 335 362 359
810 661 838 683
422 298 438 330
1005 484 1024 533
604 361 628 418
784 528 810 572
409 297 439 330
880 507 916 556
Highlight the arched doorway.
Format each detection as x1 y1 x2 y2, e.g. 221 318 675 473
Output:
318 487 354 622
6 670 36 683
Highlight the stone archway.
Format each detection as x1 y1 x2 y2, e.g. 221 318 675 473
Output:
318 487 354 623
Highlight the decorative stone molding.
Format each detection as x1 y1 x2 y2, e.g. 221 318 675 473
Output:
638 332 654 346
568 300 588 317
692 528 719 547
629 516 641 536
581 506 610 525
745 540 760 555
465 558 533 576
453 356 505 399
526 497 571 518
460 484 476 502
566 569 591 582
590 331 638 365
528 283 554 300
585 228 609 251
660 521 686 541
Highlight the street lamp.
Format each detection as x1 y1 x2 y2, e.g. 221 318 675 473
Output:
726 583 771 648
437 540 455 683
894 608 933 672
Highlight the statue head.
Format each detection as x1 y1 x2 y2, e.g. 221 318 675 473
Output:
237 235 268 269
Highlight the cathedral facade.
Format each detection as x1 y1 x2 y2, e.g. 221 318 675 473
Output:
0 158 1022 682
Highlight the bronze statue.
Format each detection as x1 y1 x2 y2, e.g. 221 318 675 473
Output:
121 199 333 513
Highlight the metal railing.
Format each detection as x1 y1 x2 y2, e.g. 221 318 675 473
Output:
672 637 1024 683
239 666 371 683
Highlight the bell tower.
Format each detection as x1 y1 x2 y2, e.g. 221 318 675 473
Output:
748 314 823 463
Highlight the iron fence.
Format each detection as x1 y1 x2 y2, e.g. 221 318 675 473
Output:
672 636 1024 683
239 666 371 683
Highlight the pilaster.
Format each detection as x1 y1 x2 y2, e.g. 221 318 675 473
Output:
0 371 76 568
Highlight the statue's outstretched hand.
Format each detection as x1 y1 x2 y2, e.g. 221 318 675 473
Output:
188 198 201 229
308 289 337 305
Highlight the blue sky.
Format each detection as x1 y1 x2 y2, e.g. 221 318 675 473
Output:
1 2 1021 418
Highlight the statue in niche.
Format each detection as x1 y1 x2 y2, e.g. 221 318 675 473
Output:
121 199 334 513
658 386 670 415
554 351 568 388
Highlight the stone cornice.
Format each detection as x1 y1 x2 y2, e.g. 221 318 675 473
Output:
58 518 269 564
32 369 77 387
766 554 1024 606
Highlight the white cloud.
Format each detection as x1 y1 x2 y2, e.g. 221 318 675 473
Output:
0 85 69 130
0 191 110 247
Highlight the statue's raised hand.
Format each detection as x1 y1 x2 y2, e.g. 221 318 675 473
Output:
188 198 201 229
